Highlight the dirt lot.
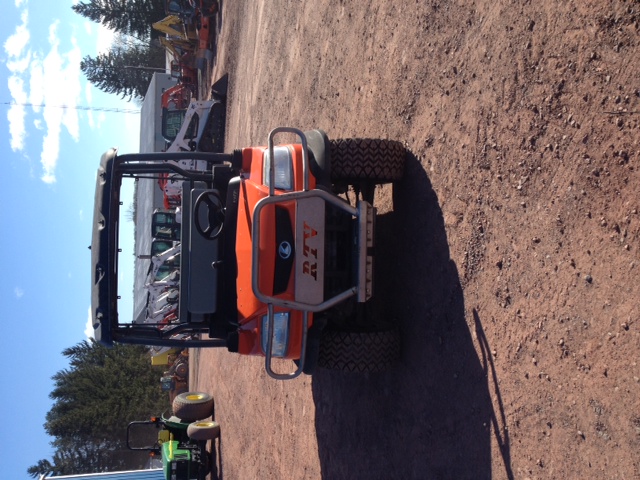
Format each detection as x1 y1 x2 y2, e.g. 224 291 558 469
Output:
191 1 640 478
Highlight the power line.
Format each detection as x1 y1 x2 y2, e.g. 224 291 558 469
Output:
2 101 140 114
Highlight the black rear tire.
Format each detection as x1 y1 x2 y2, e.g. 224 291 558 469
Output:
329 138 406 183
317 329 401 372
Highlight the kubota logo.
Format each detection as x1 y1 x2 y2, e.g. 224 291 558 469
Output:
278 241 292 259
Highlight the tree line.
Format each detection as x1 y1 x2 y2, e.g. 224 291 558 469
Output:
28 340 169 478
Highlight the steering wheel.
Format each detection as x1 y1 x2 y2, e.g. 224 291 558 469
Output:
194 191 224 240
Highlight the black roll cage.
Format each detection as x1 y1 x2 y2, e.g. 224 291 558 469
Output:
90 148 242 348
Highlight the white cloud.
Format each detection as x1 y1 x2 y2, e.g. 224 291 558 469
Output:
7 76 27 151
4 11 29 59
14 287 25 299
5 12 30 152
15 0 28 7
85 307 95 339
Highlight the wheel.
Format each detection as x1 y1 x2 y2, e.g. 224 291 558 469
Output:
317 329 401 372
198 102 226 153
329 138 406 183
172 392 214 422
187 420 221 440
174 362 188 379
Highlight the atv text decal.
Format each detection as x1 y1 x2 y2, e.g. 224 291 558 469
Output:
302 222 318 280
295 197 325 304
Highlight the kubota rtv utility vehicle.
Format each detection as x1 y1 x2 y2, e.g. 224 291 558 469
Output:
91 128 405 379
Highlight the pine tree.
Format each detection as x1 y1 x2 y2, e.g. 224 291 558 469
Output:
80 39 166 100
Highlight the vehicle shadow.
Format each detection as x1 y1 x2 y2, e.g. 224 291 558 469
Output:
312 153 494 479
208 435 223 480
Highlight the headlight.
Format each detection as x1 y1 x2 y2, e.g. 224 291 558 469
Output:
263 146 293 190
261 312 290 357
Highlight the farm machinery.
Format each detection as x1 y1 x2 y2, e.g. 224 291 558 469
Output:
127 391 219 480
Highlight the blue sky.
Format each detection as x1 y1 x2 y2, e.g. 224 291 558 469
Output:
1 1 141 478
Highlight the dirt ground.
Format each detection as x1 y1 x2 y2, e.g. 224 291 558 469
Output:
191 1 640 478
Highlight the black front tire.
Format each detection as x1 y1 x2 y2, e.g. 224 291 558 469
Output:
329 138 406 184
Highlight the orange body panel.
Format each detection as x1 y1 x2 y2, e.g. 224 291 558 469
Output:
235 144 317 360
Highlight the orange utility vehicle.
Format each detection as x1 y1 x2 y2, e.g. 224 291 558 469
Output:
91 128 405 379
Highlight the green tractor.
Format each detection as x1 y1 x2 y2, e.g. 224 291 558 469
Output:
127 392 220 480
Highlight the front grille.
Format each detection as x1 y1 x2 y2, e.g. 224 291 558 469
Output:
324 204 354 299
273 206 295 295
